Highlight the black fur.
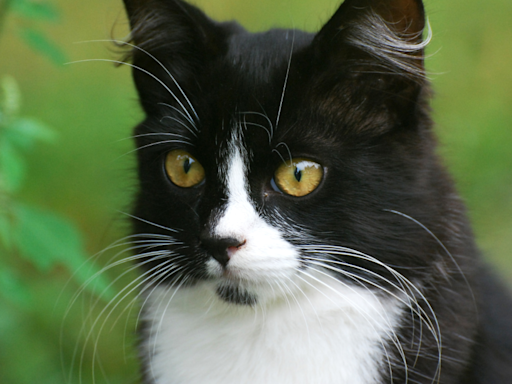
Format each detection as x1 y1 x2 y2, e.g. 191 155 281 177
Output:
121 0 512 382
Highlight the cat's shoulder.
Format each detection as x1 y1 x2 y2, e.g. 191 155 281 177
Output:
466 268 512 383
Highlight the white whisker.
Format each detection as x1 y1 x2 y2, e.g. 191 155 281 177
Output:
294 269 402 381
67 58 196 128
275 142 293 165
160 116 198 137
275 30 295 130
118 212 179 233
385 209 475 309
75 39 200 124
239 110 274 141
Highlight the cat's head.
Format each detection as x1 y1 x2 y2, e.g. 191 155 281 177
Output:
122 0 460 306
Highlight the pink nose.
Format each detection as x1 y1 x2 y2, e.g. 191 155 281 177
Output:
201 236 246 267
227 240 246 258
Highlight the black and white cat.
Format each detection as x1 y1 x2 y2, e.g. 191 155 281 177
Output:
120 0 512 382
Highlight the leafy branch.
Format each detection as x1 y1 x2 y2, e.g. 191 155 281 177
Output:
0 0 67 64
0 1 114 308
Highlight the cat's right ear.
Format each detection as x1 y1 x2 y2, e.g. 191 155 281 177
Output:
312 0 428 80
121 0 228 113
300 0 429 135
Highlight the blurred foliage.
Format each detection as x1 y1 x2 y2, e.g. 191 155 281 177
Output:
0 1 124 383
0 74 115 305
1 0 67 64
0 0 510 383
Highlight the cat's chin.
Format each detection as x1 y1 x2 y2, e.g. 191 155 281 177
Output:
215 283 257 306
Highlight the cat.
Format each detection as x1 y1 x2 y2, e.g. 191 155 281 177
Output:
120 0 512 382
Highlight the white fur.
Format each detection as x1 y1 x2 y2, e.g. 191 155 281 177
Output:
142 141 404 383
207 146 300 286
346 12 431 79
142 274 403 384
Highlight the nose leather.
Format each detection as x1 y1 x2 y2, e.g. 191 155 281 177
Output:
201 236 243 267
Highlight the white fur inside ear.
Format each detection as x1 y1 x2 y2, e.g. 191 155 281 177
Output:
142 271 404 384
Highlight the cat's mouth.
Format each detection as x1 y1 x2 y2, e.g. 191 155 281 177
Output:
220 267 246 282
214 268 258 305
207 257 260 284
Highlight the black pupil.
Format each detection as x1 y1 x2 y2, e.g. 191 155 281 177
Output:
294 168 302 182
183 158 192 174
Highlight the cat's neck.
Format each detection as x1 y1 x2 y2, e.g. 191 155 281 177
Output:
140 271 404 384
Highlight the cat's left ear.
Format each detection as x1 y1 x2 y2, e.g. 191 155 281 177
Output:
312 0 428 79
121 0 229 114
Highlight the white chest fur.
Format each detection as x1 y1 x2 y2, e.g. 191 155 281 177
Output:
141 273 403 384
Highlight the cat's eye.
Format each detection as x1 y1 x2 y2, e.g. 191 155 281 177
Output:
165 150 205 188
273 158 323 197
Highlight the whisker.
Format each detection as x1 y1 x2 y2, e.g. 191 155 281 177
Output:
275 29 295 131
67 58 196 128
109 260 181 332
134 263 189 329
86 260 176 383
302 247 442 336
158 102 197 133
385 209 476 308
75 39 200 124
303 256 435 373
239 110 274 140
301 246 442 381
275 142 293 165
295 269 402 381
271 148 287 166
160 116 198 137
242 115 271 144
118 212 179 233
150 275 190 357
66 245 176 318
72 254 168 384
122 132 193 141
119 139 193 158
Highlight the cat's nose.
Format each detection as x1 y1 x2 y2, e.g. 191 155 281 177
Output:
200 236 246 268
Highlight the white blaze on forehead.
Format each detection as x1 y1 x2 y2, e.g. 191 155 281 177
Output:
214 148 251 238
214 146 254 239
210 138 300 281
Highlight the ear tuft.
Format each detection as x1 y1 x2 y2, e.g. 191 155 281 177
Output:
316 0 429 80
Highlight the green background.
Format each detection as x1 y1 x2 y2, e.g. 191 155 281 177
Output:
0 0 511 382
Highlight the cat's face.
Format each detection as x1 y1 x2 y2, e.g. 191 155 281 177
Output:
126 0 448 306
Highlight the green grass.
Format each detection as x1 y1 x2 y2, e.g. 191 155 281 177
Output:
0 0 511 383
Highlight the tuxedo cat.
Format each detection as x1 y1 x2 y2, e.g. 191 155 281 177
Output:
120 0 512 382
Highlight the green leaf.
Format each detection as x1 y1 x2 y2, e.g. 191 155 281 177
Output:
0 139 26 193
11 0 60 22
3 117 56 149
12 204 115 299
0 212 13 250
18 27 68 65
0 265 32 307
0 75 21 119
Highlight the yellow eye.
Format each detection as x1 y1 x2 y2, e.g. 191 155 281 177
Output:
274 158 323 197
165 150 205 188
